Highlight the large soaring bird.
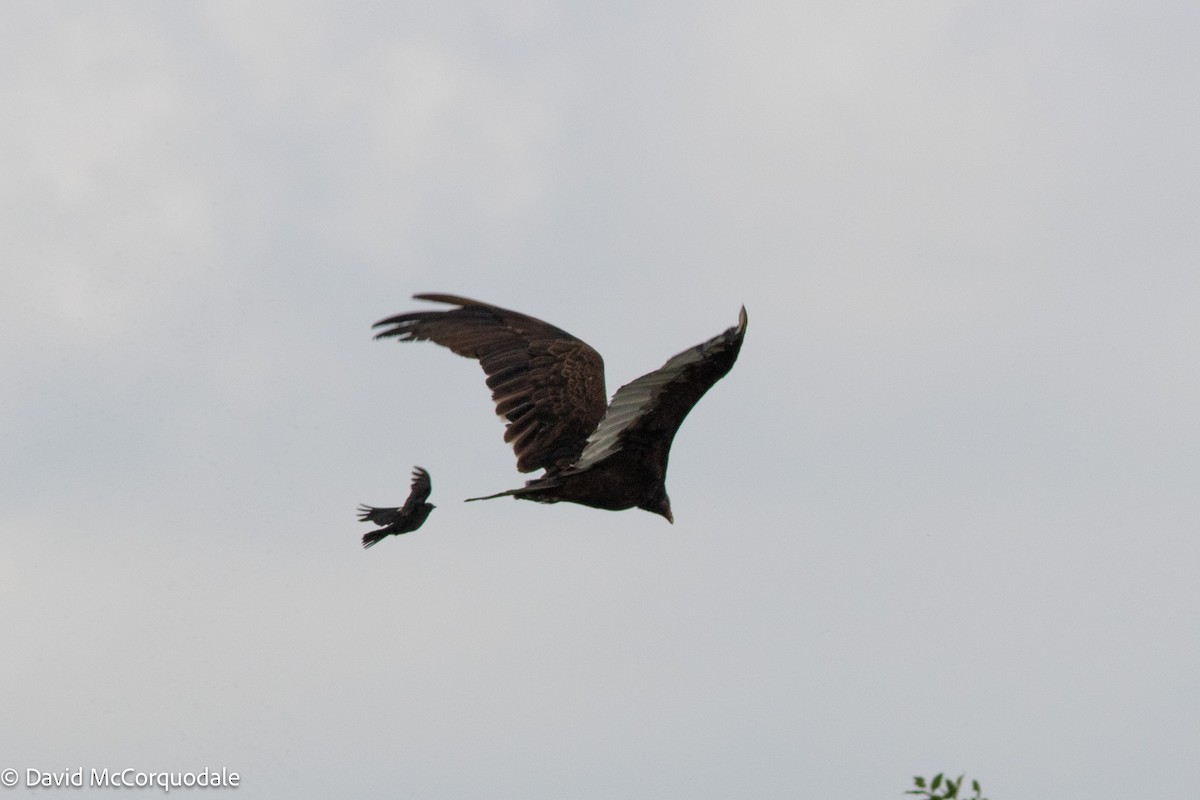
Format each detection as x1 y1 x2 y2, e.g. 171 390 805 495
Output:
373 294 747 523
358 466 435 547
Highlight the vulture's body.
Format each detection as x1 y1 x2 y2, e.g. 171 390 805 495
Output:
358 466 435 547
374 294 747 522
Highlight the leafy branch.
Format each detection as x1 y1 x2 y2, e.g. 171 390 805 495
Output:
906 773 988 800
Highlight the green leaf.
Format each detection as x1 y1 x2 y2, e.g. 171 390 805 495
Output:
972 780 981 794
931 774 943 791
914 777 927 789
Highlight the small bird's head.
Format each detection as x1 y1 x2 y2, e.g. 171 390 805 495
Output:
641 489 674 524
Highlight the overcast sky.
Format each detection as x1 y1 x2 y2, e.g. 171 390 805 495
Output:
2 2 1198 798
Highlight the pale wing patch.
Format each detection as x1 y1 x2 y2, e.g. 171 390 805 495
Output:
571 313 742 471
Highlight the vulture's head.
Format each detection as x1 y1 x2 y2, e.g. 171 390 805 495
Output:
641 489 674 524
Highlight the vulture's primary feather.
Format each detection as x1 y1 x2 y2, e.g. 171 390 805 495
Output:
373 295 746 522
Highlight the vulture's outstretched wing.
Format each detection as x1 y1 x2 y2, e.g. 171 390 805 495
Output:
373 294 607 473
568 307 748 475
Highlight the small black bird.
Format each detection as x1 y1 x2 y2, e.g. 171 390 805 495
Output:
358 466 435 548
373 294 747 523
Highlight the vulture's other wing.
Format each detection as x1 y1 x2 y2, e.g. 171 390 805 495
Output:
569 307 748 475
373 294 608 473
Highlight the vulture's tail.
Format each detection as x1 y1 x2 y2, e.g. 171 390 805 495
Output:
465 488 520 502
466 476 561 504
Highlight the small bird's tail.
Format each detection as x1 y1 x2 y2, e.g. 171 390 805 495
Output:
361 530 388 549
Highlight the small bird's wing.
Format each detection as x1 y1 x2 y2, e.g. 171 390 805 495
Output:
357 503 401 525
568 307 747 475
401 466 432 511
373 294 608 473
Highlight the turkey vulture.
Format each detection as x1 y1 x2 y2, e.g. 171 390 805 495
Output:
358 466 435 548
373 294 747 523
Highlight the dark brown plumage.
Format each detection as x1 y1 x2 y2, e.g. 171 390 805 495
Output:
373 294 747 523
359 466 435 548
